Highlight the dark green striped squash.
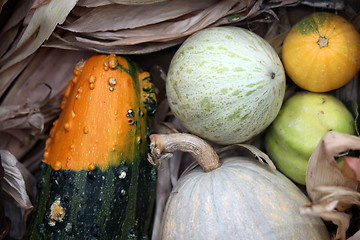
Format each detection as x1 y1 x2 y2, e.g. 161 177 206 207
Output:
27 54 157 239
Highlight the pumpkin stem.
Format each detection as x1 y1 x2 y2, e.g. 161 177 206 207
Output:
148 133 221 172
317 36 328 49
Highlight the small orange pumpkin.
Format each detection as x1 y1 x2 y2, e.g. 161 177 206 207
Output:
282 12 360 92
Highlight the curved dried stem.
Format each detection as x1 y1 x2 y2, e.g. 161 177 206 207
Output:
148 133 221 172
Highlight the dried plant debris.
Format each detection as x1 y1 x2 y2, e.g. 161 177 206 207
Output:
0 150 35 239
303 131 360 240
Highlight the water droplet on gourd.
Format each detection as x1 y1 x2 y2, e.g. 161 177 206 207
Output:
109 77 116 86
65 223 73 234
137 137 142 144
89 75 96 83
72 76 78 84
103 61 109 71
45 138 52 148
89 83 95 90
64 85 72 98
126 109 134 118
64 122 71 132
109 55 118 69
109 87 114 92
120 189 127 196
66 156 72 167
37 223 45 235
54 161 62 170
69 144 75 151
83 126 89 134
118 170 127 179
88 163 95 171
60 100 67 110
75 87 82 99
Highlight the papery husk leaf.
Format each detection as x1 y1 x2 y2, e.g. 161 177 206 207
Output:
264 7 291 56
0 150 35 239
62 0 218 33
301 185 360 240
343 157 360 182
44 34 186 54
218 144 276 169
0 0 33 57
0 0 78 72
74 1 243 46
306 131 360 202
212 0 271 26
0 57 33 98
0 104 42 131
0 95 59 160
110 0 168 4
300 201 351 240
2 48 92 105
0 0 8 13
301 0 345 10
348 229 360 240
44 1 248 54
30 0 51 9
77 0 167 7
76 0 112 7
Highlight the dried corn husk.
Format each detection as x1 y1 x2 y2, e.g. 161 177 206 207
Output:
0 151 36 239
302 131 360 240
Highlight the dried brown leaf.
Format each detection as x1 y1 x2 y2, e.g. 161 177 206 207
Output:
264 7 291 56
300 202 351 240
301 185 360 240
0 56 33 98
348 229 360 240
1 150 35 239
76 0 113 7
45 0 248 54
306 131 360 202
75 2 239 45
0 0 33 57
301 0 345 10
218 143 276 169
63 0 217 33
30 0 51 9
2 48 92 106
44 33 186 54
0 0 78 73
343 156 360 182
109 0 168 4
0 0 8 13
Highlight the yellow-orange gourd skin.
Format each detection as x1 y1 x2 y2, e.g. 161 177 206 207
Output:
282 12 360 92
43 54 156 171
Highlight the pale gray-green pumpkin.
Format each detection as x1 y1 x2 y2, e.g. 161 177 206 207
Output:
149 133 329 240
